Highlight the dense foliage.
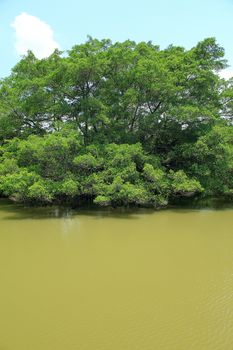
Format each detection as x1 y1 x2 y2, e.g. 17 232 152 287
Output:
0 37 232 207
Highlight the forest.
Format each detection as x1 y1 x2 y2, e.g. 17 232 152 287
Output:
0 37 232 207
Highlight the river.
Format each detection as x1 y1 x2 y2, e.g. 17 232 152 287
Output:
0 199 233 350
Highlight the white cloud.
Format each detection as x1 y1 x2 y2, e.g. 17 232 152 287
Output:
11 12 60 59
218 68 233 80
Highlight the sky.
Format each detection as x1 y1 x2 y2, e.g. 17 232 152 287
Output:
1 0 233 78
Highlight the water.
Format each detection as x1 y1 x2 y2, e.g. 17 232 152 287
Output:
0 200 233 350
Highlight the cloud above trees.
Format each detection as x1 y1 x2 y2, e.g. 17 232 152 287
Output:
11 12 60 59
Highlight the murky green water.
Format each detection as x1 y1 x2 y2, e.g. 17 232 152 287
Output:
0 200 233 350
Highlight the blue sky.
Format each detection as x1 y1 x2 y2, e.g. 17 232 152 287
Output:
1 0 233 78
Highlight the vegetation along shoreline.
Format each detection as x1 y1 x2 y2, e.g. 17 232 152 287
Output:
0 37 232 208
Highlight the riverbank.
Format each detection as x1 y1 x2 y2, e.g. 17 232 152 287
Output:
1 195 232 214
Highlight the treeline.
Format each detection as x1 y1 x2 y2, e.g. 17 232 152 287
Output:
0 37 232 207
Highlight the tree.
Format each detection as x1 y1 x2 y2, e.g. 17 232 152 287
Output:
0 37 232 206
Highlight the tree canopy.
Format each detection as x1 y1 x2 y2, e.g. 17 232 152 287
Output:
0 37 232 207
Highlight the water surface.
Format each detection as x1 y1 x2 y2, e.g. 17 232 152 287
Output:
0 200 233 350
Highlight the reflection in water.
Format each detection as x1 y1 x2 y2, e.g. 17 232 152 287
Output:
0 200 233 350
